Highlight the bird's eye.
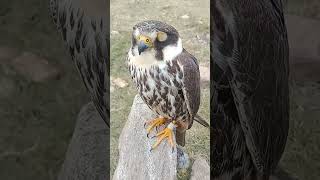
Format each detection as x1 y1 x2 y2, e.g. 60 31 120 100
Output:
146 39 149 42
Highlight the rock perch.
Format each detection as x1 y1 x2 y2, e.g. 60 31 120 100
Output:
113 95 180 180
58 102 109 180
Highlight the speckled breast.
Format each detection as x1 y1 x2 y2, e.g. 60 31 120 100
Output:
128 60 190 121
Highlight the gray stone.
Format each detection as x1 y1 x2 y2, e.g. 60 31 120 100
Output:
58 102 109 180
11 52 61 83
180 14 190 19
177 146 190 172
112 77 129 88
176 146 190 178
111 30 120 36
190 157 210 180
113 95 178 180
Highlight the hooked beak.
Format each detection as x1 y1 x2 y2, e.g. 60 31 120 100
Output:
138 41 148 55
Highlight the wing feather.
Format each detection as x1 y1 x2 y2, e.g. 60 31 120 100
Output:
176 50 201 121
212 0 289 173
49 0 109 127
229 2 289 172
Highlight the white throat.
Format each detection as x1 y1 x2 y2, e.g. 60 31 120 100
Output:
162 38 183 62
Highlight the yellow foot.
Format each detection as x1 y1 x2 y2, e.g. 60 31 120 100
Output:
144 117 167 137
150 121 177 152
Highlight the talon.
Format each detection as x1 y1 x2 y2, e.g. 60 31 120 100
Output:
145 117 167 136
150 122 176 151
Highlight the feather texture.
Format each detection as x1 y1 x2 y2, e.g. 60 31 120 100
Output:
49 0 109 127
212 0 289 179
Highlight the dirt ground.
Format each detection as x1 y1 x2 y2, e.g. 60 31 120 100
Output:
0 0 319 180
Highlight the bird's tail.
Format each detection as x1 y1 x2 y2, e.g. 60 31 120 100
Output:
194 114 210 128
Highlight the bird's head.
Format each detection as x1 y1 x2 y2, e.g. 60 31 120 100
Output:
136 34 155 55
130 20 183 61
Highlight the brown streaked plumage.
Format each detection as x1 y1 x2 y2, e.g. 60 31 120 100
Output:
49 0 109 127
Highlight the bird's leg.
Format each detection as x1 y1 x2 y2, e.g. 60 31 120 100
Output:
144 117 168 137
150 120 177 152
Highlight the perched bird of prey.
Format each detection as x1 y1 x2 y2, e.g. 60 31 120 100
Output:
127 20 209 150
49 0 109 127
211 0 289 179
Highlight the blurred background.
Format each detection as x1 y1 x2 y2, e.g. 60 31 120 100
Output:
0 0 90 180
0 0 318 180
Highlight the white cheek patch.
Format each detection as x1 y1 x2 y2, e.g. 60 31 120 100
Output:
162 38 183 62
128 48 167 69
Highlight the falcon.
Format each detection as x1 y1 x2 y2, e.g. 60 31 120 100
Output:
212 0 289 179
127 20 209 150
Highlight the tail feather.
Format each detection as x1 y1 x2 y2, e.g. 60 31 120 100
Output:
194 114 210 128
176 131 186 146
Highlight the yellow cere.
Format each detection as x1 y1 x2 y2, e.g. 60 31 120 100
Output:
138 35 153 47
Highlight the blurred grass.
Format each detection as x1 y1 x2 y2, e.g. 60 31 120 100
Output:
280 81 320 180
285 0 320 19
281 1 320 180
110 34 137 174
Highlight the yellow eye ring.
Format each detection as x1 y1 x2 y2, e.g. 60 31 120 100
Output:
146 39 149 42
